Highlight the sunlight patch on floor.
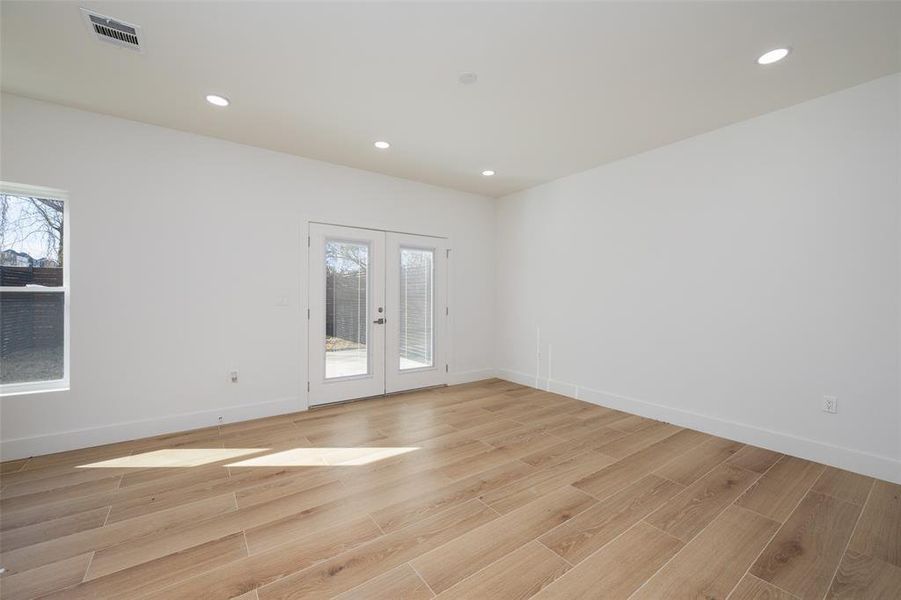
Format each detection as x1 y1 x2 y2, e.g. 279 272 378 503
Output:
226 446 420 467
77 448 268 468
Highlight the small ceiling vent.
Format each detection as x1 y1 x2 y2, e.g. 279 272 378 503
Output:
80 8 142 52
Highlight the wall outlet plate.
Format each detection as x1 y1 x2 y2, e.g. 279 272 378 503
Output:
822 395 838 414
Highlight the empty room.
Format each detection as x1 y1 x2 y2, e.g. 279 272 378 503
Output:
0 1 899 598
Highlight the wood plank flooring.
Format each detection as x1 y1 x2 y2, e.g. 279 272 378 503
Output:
0 379 898 599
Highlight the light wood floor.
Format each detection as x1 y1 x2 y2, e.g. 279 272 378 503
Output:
1 379 899 599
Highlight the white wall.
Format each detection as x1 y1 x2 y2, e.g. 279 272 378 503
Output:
0 94 496 459
3 76 899 483
496 74 901 483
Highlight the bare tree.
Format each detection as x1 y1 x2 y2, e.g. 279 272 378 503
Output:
326 242 367 274
0 195 64 266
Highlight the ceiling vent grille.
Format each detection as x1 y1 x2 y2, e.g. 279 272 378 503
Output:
80 9 142 52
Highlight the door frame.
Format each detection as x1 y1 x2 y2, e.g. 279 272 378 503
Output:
305 220 450 408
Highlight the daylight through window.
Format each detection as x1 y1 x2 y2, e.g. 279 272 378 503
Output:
0 183 69 394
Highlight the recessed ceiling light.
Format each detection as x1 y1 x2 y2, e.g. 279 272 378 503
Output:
757 48 790 65
481 170 495 177
374 141 391 149
205 94 230 107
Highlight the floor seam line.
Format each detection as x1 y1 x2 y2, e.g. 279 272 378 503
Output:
735 503 778 522
476 497 503 516
818 478 875 600
641 519 677 538
81 550 96 583
625 464 769 600
720 459 820 600
416 540 520 596
535 537 574 568
651 472 685 486
407 561 439 598
241 529 251 556
652 440 753 487
525 487 599 541
367 512 387 535
559 517 668 578
411 487 597 596
642 459 764 543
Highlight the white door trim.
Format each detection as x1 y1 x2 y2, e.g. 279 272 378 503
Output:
306 222 449 407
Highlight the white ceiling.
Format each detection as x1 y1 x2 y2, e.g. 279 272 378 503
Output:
2 1 899 197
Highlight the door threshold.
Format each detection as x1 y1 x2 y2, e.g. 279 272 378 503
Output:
386 383 447 397
309 384 447 410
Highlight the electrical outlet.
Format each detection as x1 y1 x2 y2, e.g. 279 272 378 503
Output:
229 370 239 383
822 395 838 414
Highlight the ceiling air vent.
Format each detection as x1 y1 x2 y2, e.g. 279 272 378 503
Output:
80 8 142 52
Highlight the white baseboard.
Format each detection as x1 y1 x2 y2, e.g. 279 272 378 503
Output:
1 370 497 460
497 368 901 484
446 368 497 386
1 396 303 460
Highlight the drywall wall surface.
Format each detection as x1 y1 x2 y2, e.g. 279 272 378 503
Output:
0 93 496 457
496 74 901 482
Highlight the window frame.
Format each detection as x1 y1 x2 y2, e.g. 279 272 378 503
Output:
0 181 70 396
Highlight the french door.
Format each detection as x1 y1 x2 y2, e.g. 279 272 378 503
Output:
308 223 447 406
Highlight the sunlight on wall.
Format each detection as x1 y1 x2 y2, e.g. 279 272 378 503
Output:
226 446 420 467
77 448 267 468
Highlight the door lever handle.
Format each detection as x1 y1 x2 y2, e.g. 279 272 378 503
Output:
373 318 386 325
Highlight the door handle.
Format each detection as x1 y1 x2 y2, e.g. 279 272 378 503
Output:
373 318 385 325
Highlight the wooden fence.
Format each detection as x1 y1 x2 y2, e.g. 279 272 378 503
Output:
1 266 63 287
0 267 65 356
326 270 367 345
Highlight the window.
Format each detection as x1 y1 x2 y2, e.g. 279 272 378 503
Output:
0 182 69 395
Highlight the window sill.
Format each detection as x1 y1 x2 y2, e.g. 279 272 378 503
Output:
0 380 69 397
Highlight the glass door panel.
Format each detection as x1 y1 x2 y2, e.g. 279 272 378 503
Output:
325 240 370 379
309 224 385 406
399 247 434 370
